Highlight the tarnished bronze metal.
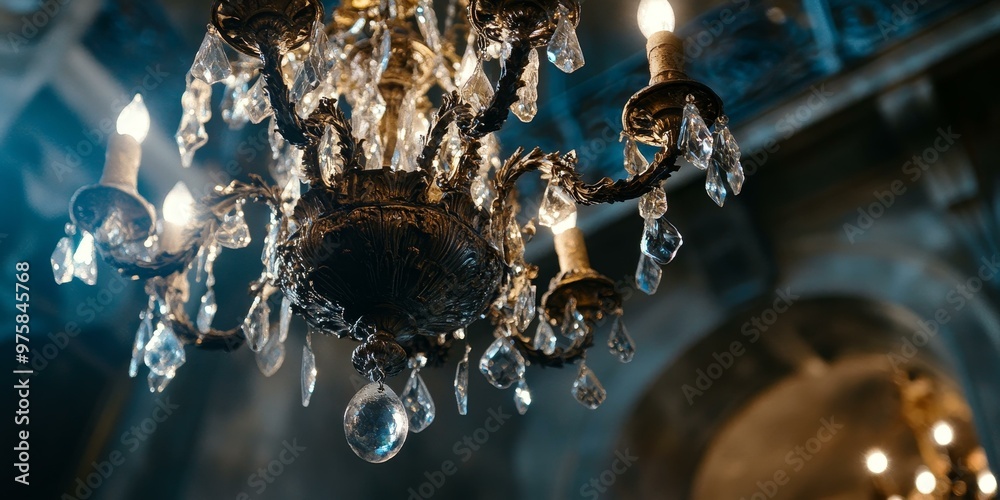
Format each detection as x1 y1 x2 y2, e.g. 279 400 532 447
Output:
468 0 580 47
212 0 324 56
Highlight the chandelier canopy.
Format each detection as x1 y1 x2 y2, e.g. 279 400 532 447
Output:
52 0 745 462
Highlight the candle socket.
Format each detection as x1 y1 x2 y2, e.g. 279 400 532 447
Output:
554 227 591 273
646 30 686 85
101 133 142 190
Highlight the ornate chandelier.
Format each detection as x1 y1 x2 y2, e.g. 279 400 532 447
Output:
52 0 744 462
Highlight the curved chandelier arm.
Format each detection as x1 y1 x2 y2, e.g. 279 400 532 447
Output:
464 41 533 139
303 98 362 175
510 329 593 368
416 92 471 173
171 307 246 351
257 41 311 148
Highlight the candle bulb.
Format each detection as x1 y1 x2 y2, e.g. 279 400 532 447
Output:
101 94 150 190
160 181 196 253
637 0 684 85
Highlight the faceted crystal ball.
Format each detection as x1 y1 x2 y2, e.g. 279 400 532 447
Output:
344 382 409 463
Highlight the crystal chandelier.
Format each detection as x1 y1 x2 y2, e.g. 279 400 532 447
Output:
52 0 744 462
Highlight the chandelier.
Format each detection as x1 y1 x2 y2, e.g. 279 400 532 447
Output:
52 0 744 462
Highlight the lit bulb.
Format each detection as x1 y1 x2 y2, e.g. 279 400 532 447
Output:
116 94 150 143
979 471 997 495
915 467 936 494
887 496 904 500
865 449 889 474
551 210 578 235
637 0 676 39
931 421 954 446
163 182 195 226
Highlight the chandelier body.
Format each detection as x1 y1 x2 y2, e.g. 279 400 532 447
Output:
53 0 745 462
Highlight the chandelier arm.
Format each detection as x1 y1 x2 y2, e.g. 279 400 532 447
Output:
416 92 469 173
555 149 681 205
257 40 311 148
464 41 532 139
509 329 593 368
171 308 246 351
304 97 362 173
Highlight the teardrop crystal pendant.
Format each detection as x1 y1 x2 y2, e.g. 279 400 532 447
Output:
639 187 667 220
129 311 154 378
479 336 526 389
532 318 557 355
705 160 727 207
278 295 292 343
455 344 471 415
72 232 97 285
216 206 251 248
640 217 683 265
190 25 232 84
301 337 317 407
513 49 539 122
343 382 409 463
538 180 576 228
51 236 75 284
571 363 607 410
561 297 588 341
547 6 585 73
196 289 216 333
245 76 271 124
143 322 186 377
679 95 713 170
608 315 636 363
242 294 270 352
624 137 649 176
460 63 494 110
401 368 435 433
713 116 745 195
148 371 174 393
514 378 532 415
255 333 285 377
635 253 662 295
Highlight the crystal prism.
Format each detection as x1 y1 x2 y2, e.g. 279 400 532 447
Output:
513 49 539 122
455 344 470 415
190 26 232 84
679 96 713 170
148 371 174 393
402 368 435 433
216 208 251 248
176 111 208 168
278 295 292 343
713 117 744 195
129 312 153 378
255 333 285 377
343 383 408 463
538 181 576 228
533 318 557 355
196 289 216 333
51 236 75 284
460 63 494 110
301 339 317 407
635 253 662 295
608 315 636 363
415 0 442 52
624 137 649 176
514 378 532 415
572 363 606 409
245 76 271 124
143 322 186 376
514 284 536 332
641 217 683 265
639 187 668 220
547 6 585 73
705 161 727 207
243 294 270 352
561 298 588 341
478 337 526 389
72 232 97 285
319 126 343 182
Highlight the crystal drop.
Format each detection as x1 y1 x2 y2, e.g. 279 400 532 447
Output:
515 284 536 332
514 378 532 415
373 31 392 84
546 6 585 73
460 63 494 110
608 315 636 363
301 340 317 407
455 33 478 87
455 344 471 415
635 253 662 295
182 76 212 124
281 178 300 216
255 332 285 377
278 295 292 343
269 117 285 160
538 181 576 228
532 318 557 355
290 59 319 105
307 20 329 79
72 232 97 285
343 382 408 463
572 363 606 409
196 289 217 333
402 369 435 433
416 0 442 52
641 217 683 265
245 76 271 124
262 213 280 277
639 187 668 220
479 336 526 389
679 97 713 170
319 126 343 182
176 111 208 168
513 49 539 122
561 298 588 341
129 312 153 378
51 236 75 284
705 161 727 207
190 26 232 84
243 294 270 352
713 118 744 195
624 137 649 176
148 371 174 393
143 322 186 376
216 208 250 248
